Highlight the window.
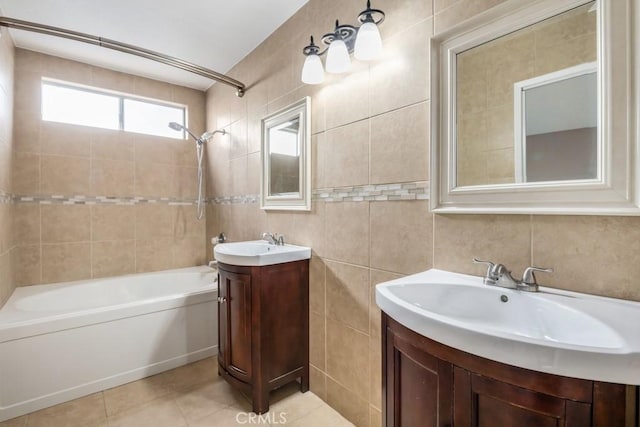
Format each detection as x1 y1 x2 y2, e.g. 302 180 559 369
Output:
41 80 186 139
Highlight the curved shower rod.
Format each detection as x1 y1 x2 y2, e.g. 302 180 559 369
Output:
0 16 246 97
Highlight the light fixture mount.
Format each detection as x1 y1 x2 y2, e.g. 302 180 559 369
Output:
321 20 358 52
357 0 386 25
300 0 385 84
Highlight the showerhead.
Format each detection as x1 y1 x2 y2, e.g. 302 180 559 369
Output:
168 122 226 145
168 121 199 142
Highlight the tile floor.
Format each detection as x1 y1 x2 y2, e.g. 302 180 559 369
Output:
0 357 354 427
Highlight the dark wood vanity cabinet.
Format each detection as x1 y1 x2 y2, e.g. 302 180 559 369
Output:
382 314 639 427
217 260 309 414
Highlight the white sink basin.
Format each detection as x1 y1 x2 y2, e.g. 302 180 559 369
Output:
376 269 640 385
214 240 311 266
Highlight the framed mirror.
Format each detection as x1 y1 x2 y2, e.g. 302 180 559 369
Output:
431 0 639 214
260 97 311 211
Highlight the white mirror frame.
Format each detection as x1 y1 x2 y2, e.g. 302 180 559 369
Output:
430 0 640 215
260 97 311 211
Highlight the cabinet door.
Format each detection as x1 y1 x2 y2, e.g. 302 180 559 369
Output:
218 268 252 383
453 368 592 427
385 327 453 427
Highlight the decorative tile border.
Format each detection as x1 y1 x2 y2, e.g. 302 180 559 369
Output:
0 190 11 205
313 181 430 202
6 181 430 207
209 195 260 205
12 195 199 206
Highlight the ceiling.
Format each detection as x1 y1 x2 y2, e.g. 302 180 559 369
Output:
0 0 309 91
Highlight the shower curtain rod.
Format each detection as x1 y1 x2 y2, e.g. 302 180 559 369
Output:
0 16 246 97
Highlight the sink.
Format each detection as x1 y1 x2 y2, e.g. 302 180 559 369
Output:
376 269 640 385
214 240 311 266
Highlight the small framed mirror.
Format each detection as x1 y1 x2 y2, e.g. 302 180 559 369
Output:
260 97 311 211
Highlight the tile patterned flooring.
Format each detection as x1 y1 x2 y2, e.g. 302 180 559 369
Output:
0 357 353 427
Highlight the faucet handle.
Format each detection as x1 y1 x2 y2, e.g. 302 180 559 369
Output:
473 258 496 280
522 266 553 285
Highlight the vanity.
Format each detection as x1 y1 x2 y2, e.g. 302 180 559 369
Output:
214 240 311 414
377 269 640 427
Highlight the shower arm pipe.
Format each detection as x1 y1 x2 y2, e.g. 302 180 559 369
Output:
0 16 246 97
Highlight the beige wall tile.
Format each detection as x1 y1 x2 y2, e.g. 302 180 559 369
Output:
42 242 91 283
92 205 135 241
532 216 640 301
309 365 327 402
41 155 90 195
90 159 135 197
135 238 173 273
326 318 370 401
370 102 429 184
41 205 91 243
135 204 173 240
135 161 174 197
12 245 41 286
326 376 370 427
173 206 206 239
92 240 135 278
13 204 41 245
90 131 134 161
0 204 12 253
174 166 198 199
369 269 403 339
370 405 382 427
324 62 370 130
326 261 369 333
319 120 369 189
433 214 531 277
379 0 433 39
12 152 40 194
40 122 91 157
309 255 326 316
172 236 206 268
370 19 432 117
310 311 326 370
369 333 382 410
324 202 369 266
0 249 14 308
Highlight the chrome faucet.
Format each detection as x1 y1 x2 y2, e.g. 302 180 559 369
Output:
472 259 553 292
261 232 285 246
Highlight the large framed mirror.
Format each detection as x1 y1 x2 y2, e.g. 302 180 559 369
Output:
260 97 311 211
431 0 639 214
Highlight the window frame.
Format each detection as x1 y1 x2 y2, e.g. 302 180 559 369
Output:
41 78 188 139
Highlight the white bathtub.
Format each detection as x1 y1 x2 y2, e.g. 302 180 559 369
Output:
0 266 218 422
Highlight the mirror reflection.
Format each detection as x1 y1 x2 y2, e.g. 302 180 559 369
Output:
268 118 301 196
456 2 597 187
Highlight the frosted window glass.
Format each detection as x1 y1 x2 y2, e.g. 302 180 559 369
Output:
123 99 184 139
42 83 120 130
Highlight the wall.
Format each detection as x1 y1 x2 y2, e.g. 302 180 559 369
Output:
204 1 640 427
0 26 15 307
11 49 208 285
456 3 596 186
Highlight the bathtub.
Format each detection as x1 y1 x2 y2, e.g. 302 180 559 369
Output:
0 266 218 422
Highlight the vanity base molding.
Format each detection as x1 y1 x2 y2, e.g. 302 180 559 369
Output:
217 261 309 414
382 313 639 427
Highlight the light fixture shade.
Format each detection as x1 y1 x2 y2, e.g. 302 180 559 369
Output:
325 39 351 74
301 54 325 84
354 21 383 60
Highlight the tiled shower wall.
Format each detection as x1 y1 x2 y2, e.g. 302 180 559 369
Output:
11 49 208 286
0 26 15 307
204 0 640 426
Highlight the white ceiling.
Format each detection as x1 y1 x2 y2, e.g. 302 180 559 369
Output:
0 0 309 91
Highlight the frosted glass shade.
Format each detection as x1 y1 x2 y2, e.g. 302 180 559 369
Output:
325 39 351 74
354 21 383 60
301 54 325 84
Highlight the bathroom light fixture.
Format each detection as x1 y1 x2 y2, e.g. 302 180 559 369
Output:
301 0 385 84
